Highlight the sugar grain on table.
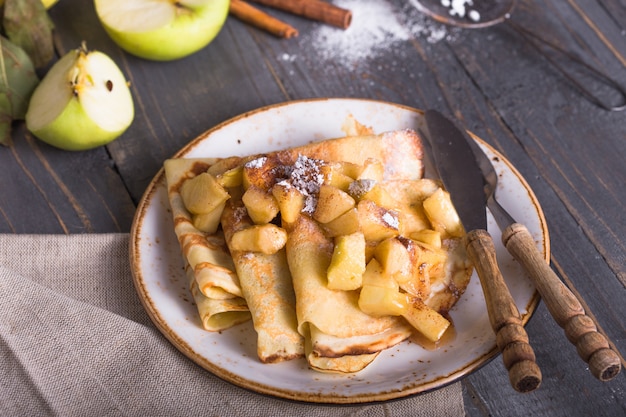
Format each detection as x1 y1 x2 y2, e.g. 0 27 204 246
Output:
284 0 457 68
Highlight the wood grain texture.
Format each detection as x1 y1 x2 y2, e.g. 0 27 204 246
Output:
1 0 624 415
0 125 135 234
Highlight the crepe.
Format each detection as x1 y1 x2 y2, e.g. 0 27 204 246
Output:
186 264 251 332
262 129 424 182
285 215 412 373
221 200 304 363
164 158 250 331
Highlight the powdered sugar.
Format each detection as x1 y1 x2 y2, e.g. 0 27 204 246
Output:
441 0 481 21
382 211 400 229
281 0 460 68
290 155 325 197
245 157 267 169
304 0 410 64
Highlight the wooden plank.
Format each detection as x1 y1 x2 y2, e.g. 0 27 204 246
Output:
596 0 626 33
464 302 625 417
0 124 136 234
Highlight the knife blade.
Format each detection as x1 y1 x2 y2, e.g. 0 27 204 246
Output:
464 127 622 382
421 109 542 393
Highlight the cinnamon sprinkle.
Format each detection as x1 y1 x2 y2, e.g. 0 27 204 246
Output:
276 154 326 214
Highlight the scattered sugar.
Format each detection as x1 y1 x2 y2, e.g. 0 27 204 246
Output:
280 53 297 62
441 0 481 22
245 157 267 169
468 10 481 22
382 211 400 229
306 0 409 64
282 0 460 68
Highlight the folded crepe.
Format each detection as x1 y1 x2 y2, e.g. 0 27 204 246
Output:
260 129 424 182
221 200 304 363
164 158 250 331
285 215 412 373
186 263 251 332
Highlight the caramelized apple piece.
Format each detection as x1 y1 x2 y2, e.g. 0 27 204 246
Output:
230 224 288 254
313 184 356 224
242 186 279 224
327 232 366 291
180 172 230 214
423 188 464 238
272 182 305 224
357 200 400 242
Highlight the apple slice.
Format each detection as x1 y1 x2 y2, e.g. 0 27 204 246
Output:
25 43 134 151
95 0 230 61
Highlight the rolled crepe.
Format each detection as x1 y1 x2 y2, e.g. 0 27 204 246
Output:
164 158 249 331
186 264 251 332
221 200 304 363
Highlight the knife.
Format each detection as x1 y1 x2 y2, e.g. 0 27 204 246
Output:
421 109 542 393
461 123 622 382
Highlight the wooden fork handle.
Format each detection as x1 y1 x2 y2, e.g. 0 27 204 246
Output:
502 223 622 381
466 229 542 393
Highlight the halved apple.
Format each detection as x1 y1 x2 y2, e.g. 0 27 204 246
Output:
25 43 134 151
94 0 230 61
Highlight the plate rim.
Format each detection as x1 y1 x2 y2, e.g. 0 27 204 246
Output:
129 98 546 404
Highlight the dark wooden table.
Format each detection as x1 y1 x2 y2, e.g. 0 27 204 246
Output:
2 0 624 415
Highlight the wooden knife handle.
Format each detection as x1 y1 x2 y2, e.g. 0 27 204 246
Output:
466 229 542 393
502 223 622 381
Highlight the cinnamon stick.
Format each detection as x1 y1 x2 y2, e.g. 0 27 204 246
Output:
249 0 352 29
230 0 299 38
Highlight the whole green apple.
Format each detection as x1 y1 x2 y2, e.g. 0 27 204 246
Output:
25 43 134 151
94 0 230 61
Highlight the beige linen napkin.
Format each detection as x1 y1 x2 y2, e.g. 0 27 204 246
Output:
0 233 465 417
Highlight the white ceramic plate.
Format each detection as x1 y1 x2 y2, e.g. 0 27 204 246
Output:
130 98 547 404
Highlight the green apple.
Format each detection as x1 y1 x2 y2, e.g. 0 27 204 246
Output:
94 0 230 61
25 43 134 151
